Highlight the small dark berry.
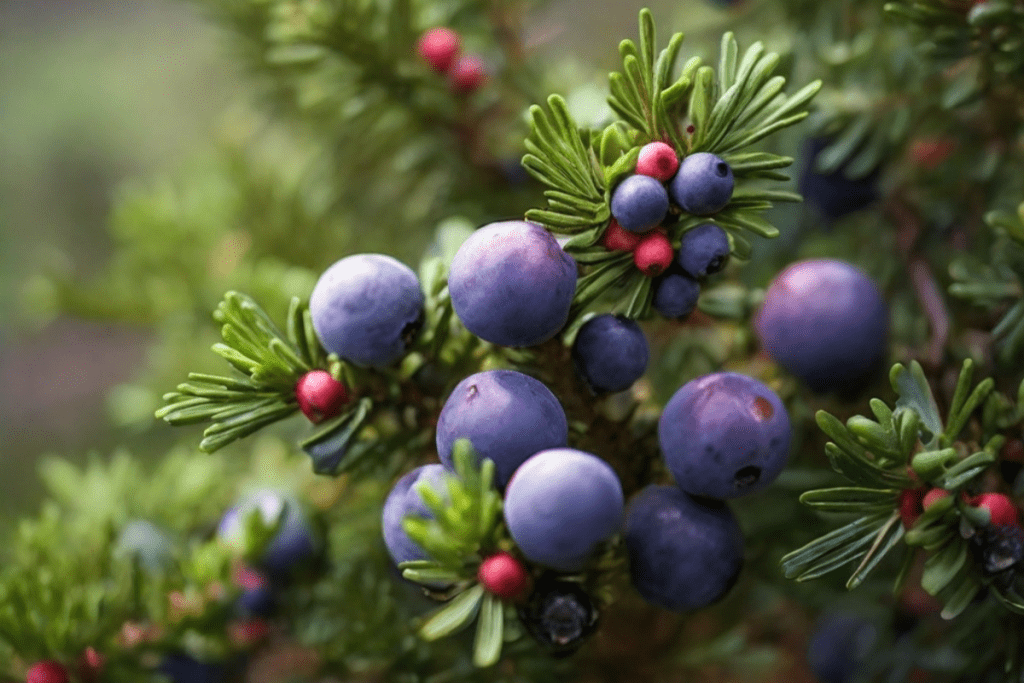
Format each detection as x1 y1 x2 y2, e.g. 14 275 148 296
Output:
611 175 669 233
806 612 878 683
417 27 460 73
678 223 730 279
669 153 734 215
653 273 700 319
296 370 350 423
633 231 673 277
518 576 599 655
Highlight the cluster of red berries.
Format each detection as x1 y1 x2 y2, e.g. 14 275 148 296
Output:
416 27 486 94
899 487 1019 530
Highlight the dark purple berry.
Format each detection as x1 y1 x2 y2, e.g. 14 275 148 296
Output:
381 464 449 567
625 485 744 611
653 273 700 319
218 491 320 577
798 137 880 223
678 223 730 279
518 575 599 655
158 653 228 683
572 314 649 393
806 613 878 683
610 175 669 234
669 153 734 215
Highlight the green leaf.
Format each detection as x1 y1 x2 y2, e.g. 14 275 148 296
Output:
800 487 899 513
473 594 505 667
299 397 373 475
941 578 981 620
846 512 904 589
420 584 485 641
781 512 892 580
921 540 968 595
891 362 944 449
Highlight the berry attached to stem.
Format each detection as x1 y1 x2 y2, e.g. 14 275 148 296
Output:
601 220 642 252
898 488 926 529
970 493 1020 527
478 552 531 601
633 231 674 277
295 370 350 423
417 27 461 73
26 661 68 683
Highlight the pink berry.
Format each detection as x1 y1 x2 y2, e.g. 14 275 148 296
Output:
477 552 531 601
636 142 680 182
633 231 673 277
417 27 461 73
449 55 486 93
76 648 104 683
971 492 1019 527
26 661 68 683
921 488 950 510
295 370 350 424
898 488 925 529
601 220 642 252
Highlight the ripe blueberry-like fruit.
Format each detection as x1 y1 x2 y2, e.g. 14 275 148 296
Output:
798 137 880 222
636 141 680 181
610 174 669 234
295 370 349 423
381 464 449 567
478 552 531 601
310 253 424 368
448 221 577 347
633 230 674 277
754 259 889 395
653 272 700 319
970 492 1019 527
158 653 228 683
26 661 68 683
518 575 599 655
973 523 1024 575
625 485 744 611
572 314 649 393
658 372 791 499
669 152 734 215
601 219 642 252
806 612 878 683
504 448 624 572
114 519 173 571
417 27 461 73
436 370 568 489
449 55 486 93
678 223 730 278
218 490 320 577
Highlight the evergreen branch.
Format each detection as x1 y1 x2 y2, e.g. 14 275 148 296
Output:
781 511 896 582
300 397 375 475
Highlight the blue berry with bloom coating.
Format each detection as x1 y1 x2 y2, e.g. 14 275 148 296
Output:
610 175 670 234
658 372 791 499
449 221 577 347
653 273 700 319
218 490 321 577
572 314 649 393
504 448 624 572
678 223 730 279
669 153 734 215
436 370 568 490
310 253 424 367
625 485 744 611
381 464 449 567
799 137 880 223
806 612 878 683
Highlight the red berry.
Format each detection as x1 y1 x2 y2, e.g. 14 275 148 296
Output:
601 220 642 252
295 370 349 423
76 648 104 683
970 492 1019 527
477 552 531 601
633 231 674 277
909 138 956 170
417 27 461 73
898 488 926 529
233 563 268 591
921 488 950 510
449 55 486 93
636 142 680 182
26 661 68 683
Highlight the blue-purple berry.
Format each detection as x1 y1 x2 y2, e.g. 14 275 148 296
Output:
806 612 878 683
658 372 791 499
653 273 700 319
669 153 734 215
572 315 649 393
381 464 449 567
218 490 320 577
798 137 880 223
310 254 424 367
436 370 568 490
158 653 229 683
610 175 670 234
504 448 624 572
625 485 744 612
754 259 889 395
678 223 730 279
448 221 577 347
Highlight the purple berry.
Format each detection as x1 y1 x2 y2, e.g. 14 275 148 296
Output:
754 259 889 395
158 653 228 683
504 448 624 572
381 464 449 567
310 254 424 367
448 221 577 347
218 490 320 576
625 485 744 611
572 314 649 393
806 612 878 683
518 574 599 655
653 273 700 319
678 223 730 279
610 175 670 234
669 152 734 215
658 372 791 499
436 370 568 490
798 137 880 223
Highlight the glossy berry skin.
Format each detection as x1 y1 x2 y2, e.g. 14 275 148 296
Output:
518 575 599 655
669 152 734 215
754 259 889 395
610 174 669 234
806 613 878 683
658 372 791 499
971 493 1019 527
625 485 744 612
295 370 349 423
449 55 486 93
436 370 567 489
449 221 577 347
572 314 649 393
218 490 320 577
26 661 68 683
601 219 642 252
678 223 730 279
417 27 460 73
504 448 624 572
310 254 424 368
653 273 700 319
381 464 449 567
478 552 531 601
799 137 879 222
114 519 173 571
633 230 674 277
636 142 680 181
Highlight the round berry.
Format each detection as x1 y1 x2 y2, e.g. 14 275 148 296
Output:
478 552 531 601
381 464 449 567
517 575 599 655
658 372 791 499
898 487 926 529
635 142 680 181
218 490 321 577
114 519 173 572
625 485 744 611
678 223 730 279
922 488 951 510
436 370 568 489
504 448 624 572
633 230 673 277
806 612 878 683
449 55 486 93
295 370 349 423
971 492 1019 527
417 27 460 73
653 273 700 319
610 174 669 234
669 152 734 215
572 314 649 393
448 221 577 347
310 254 424 368
26 661 68 683
754 259 889 395
799 137 880 222
601 219 642 252
158 653 227 683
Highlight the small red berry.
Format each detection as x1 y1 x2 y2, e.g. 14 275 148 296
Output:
636 142 680 182
898 487 926 529
449 55 486 93
970 492 1019 527
233 563 269 591
633 231 674 277
601 220 642 252
26 661 68 683
909 138 956 170
922 488 950 510
295 370 350 423
76 648 104 683
477 552 531 601
417 27 461 73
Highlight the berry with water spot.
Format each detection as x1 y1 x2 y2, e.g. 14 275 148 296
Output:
417 27 460 73
26 662 68 683
478 552 531 601
601 219 642 252
633 231 674 277
636 141 680 181
295 370 349 423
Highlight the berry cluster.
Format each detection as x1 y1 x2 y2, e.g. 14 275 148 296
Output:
416 27 486 94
